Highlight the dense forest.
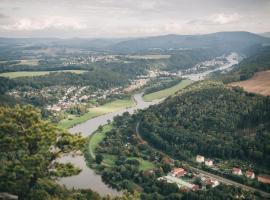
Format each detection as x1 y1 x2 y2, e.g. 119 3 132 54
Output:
139 81 270 168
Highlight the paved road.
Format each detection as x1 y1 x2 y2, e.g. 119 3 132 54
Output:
189 167 270 198
136 122 270 199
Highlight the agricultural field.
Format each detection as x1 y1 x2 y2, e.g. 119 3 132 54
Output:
0 59 40 66
126 54 170 59
228 70 270 96
143 79 193 101
0 70 87 78
58 98 135 129
15 59 40 66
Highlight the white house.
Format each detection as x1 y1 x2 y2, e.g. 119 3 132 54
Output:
246 171 255 179
196 155 205 163
205 159 213 167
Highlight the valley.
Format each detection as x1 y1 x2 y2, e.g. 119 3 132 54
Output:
1 31 270 200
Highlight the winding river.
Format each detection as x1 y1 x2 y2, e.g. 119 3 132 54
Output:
58 54 240 196
59 93 160 196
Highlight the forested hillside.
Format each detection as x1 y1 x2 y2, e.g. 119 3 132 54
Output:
140 81 270 167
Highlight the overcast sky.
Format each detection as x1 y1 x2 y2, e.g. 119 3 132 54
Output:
0 0 269 38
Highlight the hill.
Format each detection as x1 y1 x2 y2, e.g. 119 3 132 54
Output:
111 31 270 53
139 81 270 168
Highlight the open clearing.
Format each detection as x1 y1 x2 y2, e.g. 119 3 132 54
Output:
0 70 87 78
58 98 135 129
143 79 193 101
228 70 270 96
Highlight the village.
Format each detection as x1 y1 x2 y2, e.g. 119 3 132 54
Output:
62 54 119 65
158 154 270 193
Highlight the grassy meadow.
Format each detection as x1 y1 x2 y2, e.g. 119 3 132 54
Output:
58 98 135 129
143 79 193 101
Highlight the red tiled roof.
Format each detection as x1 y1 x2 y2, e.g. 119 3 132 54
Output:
233 167 241 172
246 171 254 176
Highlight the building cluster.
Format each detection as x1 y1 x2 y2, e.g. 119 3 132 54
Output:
196 155 213 167
196 155 270 185
232 167 270 184
158 167 220 192
63 55 118 65
46 86 122 112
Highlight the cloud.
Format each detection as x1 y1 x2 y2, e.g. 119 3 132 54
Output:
1 16 87 31
0 13 8 19
188 13 242 25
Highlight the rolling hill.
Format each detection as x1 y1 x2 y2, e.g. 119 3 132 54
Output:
111 31 270 53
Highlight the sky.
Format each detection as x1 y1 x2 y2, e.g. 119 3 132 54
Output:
0 0 269 38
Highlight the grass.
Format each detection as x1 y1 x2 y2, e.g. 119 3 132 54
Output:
143 79 193 102
0 70 87 78
128 157 155 171
15 59 40 66
89 124 113 158
58 98 135 129
127 55 171 59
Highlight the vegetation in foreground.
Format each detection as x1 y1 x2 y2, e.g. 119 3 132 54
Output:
143 79 193 101
58 98 134 129
0 105 142 200
0 105 84 199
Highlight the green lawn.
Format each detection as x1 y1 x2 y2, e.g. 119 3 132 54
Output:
89 124 113 158
128 157 155 171
58 98 135 129
143 79 193 101
0 70 87 78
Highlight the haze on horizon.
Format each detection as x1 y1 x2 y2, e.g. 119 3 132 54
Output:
0 0 269 38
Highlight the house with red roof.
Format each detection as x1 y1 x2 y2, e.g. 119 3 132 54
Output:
258 174 270 184
170 168 186 177
232 167 242 175
246 171 255 179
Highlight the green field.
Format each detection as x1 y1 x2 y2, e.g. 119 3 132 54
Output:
132 157 155 171
143 79 193 102
58 98 135 129
89 124 113 158
127 54 171 59
0 70 87 78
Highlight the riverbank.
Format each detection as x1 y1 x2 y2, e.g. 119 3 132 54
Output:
143 79 193 102
58 98 135 129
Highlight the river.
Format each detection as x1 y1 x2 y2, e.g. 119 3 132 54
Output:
59 93 160 196
59 54 240 196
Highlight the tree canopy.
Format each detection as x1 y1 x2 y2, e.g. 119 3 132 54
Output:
0 105 85 199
